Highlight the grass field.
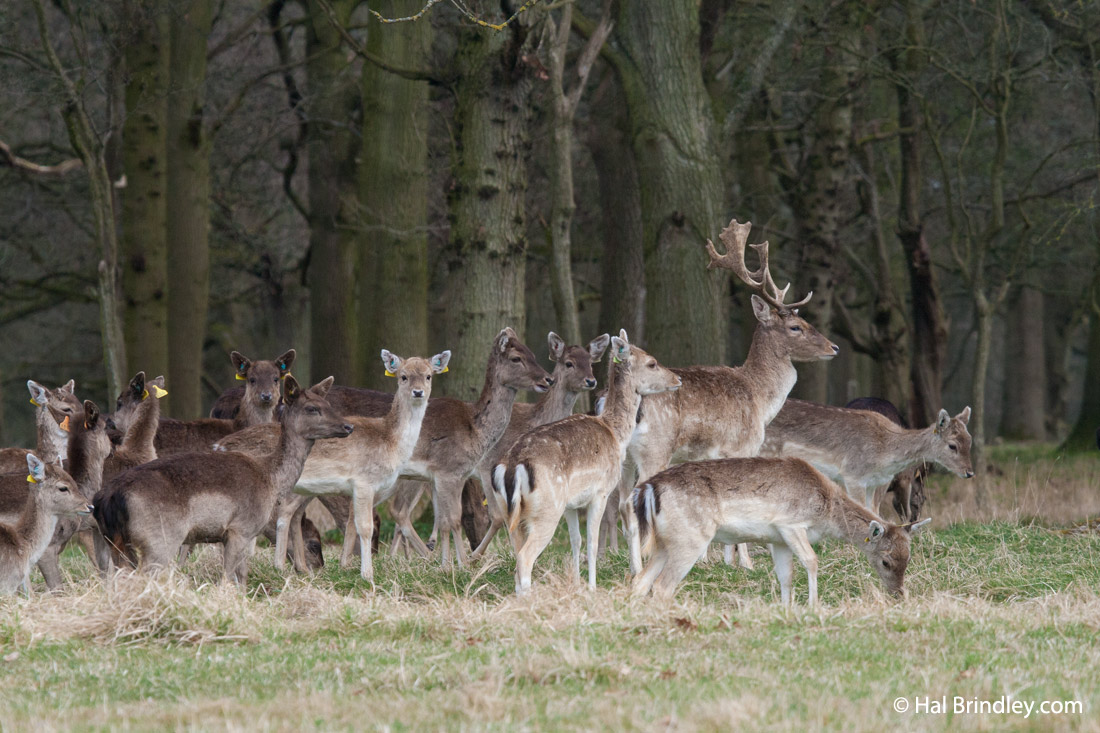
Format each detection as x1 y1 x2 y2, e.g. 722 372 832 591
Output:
2 447 1099 731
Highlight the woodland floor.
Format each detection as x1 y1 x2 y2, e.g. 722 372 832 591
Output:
1 445 1099 732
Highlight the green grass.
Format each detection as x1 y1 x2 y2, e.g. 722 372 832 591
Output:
2 453 1100 731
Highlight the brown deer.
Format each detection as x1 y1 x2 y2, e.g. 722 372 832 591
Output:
93 376 351 584
760 400 973 511
0 453 89 595
467 332 610 562
620 220 838 574
494 330 681 595
0 379 82 473
631 457 931 605
217 350 451 582
207 349 296 419
218 328 552 569
845 397 928 521
154 350 295 456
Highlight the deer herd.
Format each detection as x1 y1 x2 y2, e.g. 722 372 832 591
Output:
0 219 974 606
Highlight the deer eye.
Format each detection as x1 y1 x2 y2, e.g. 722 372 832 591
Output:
306 406 320 415
882 559 891 569
426 375 431 381
401 375 408 382
566 361 574 369
511 356 522 363
647 361 657 369
250 378 256 384
948 443 958 452
789 325 802 333
59 485 69 493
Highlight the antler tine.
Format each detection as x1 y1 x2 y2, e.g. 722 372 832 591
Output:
762 267 813 311
705 219 764 287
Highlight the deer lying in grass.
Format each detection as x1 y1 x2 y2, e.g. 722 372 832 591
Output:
760 400 974 511
0 380 81 473
494 330 681 595
620 220 838 574
845 397 928 522
0 453 90 595
224 328 552 569
217 350 451 582
467 332 610 562
154 350 295 456
631 457 931 605
93 376 351 584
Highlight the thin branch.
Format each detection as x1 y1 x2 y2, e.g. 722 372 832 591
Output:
207 0 278 60
0 139 82 176
563 0 613 116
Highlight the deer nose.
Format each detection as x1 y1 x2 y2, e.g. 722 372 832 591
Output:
545 376 555 386
831 344 840 354
964 470 974 479
412 389 424 398
105 417 117 431
260 392 273 403
342 424 354 435
584 378 596 389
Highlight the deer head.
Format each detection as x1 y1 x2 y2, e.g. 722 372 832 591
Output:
610 329 681 396
280 375 353 441
232 349 295 409
861 517 931 598
25 453 90 516
381 349 452 405
930 407 974 479
547 332 610 393
494 327 554 393
706 219 839 362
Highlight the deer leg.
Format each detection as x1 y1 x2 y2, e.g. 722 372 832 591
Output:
223 532 252 586
563 508 581 582
631 546 667 598
769 542 796 607
513 519 558 596
36 544 63 591
352 485 378 584
585 493 611 590
274 495 306 573
651 546 704 600
778 528 818 607
469 472 505 562
598 498 618 558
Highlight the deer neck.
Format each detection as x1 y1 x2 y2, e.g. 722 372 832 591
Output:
601 363 643 448
269 414 317 500
121 397 160 464
35 407 67 466
20 493 58 558
388 391 429 460
742 325 799 425
825 491 883 545
66 434 107 498
530 383 580 426
471 356 520 456
233 394 277 430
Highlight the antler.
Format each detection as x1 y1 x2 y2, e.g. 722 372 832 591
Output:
705 218 812 312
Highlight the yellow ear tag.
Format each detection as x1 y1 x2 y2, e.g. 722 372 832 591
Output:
439 366 449 373
235 372 247 381
152 385 168 399
612 355 622 363
280 371 290 380
384 370 396 377
59 416 71 433
865 537 870 543
482 499 488 506
142 389 149 400
26 474 37 484
30 398 40 407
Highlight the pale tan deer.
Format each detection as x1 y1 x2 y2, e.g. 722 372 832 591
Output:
760 400 973 511
93 376 351 584
0 379 81 473
620 219 838 574
494 330 681 595
631 457 931 605
216 350 451 582
467 331 610 562
155 350 295 456
0 453 90 595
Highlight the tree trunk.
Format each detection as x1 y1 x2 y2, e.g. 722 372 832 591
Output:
613 0 726 365
358 0 431 390
442 16 534 399
120 0 170 385
165 0 213 418
589 78 645 344
1000 286 1046 440
971 296 994 505
1064 302 1100 450
894 0 947 428
306 0 361 386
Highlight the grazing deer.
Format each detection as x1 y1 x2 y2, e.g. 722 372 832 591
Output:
631 457 931 605
620 220 838 574
494 330 681 595
467 332 610 562
229 328 552 569
217 350 451 582
93 376 351 584
155 350 295 456
845 397 928 522
0 454 90 595
0 380 81 473
760 400 973 511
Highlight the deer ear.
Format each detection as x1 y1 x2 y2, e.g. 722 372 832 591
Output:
547 332 565 362
83 400 100 429
497 328 514 353
588 334 610 363
275 349 296 374
130 372 147 398
26 453 46 483
617 328 630 344
430 351 451 374
750 294 774 324
230 352 251 379
610 336 630 364
282 375 302 404
311 376 335 398
380 349 402 376
867 520 885 542
27 380 49 407
956 406 971 425
60 379 75 395
906 517 932 534
935 409 950 433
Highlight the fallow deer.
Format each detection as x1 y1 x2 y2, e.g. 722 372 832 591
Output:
759 400 974 511
845 397 928 521
216 350 451 582
93 376 351 584
154 350 295 456
467 331 610 562
0 453 89 595
494 330 681 595
227 328 552 569
620 220 839 574
207 349 296 420
0 380 81 473
631 457 931 605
